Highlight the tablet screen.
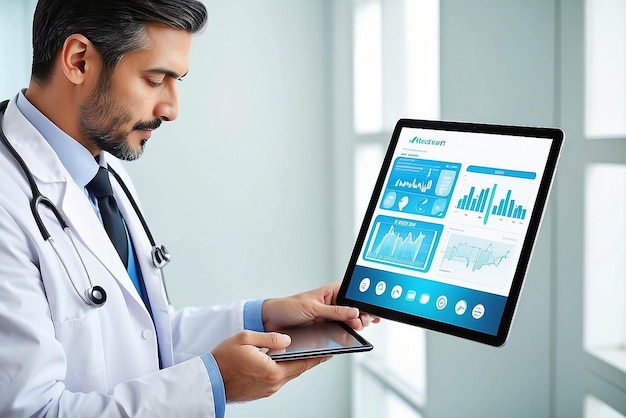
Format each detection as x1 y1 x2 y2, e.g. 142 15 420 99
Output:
338 119 563 346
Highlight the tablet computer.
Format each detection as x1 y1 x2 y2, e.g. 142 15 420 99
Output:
268 321 373 361
337 119 563 347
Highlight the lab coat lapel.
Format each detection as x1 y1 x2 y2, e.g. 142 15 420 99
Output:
105 158 175 367
59 183 148 308
2 99 148 312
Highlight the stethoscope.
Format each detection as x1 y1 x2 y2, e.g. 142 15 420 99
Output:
0 100 171 307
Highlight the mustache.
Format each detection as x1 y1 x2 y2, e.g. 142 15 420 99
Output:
133 118 162 131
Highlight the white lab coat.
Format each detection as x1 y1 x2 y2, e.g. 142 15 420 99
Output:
0 96 244 417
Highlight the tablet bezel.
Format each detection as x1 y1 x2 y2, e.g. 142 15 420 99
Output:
337 118 563 347
268 321 373 361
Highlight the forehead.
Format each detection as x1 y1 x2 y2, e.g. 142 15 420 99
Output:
116 23 193 75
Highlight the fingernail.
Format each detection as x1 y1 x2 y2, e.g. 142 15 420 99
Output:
277 333 291 346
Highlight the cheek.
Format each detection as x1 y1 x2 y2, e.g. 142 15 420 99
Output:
110 75 154 113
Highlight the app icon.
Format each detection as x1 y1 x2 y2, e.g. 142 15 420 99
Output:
359 278 371 292
472 304 485 319
391 285 403 299
455 300 467 315
436 295 447 310
375 281 386 296
405 290 417 302
419 293 431 304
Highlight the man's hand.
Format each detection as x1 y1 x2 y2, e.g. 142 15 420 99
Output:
211 282 378 403
261 282 379 332
211 330 329 402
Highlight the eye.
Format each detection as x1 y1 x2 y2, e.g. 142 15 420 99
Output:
147 79 164 87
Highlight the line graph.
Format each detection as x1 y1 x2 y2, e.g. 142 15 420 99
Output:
393 177 434 193
437 234 515 289
363 215 442 272
380 157 460 218
443 242 510 272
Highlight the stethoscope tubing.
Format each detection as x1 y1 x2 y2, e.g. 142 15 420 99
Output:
0 99 171 306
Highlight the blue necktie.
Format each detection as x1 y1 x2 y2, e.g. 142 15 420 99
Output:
87 167 129 268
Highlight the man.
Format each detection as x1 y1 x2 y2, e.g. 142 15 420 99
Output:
0 1 375 416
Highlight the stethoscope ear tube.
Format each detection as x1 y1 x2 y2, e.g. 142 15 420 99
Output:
107 166 172 270
32 194 69 240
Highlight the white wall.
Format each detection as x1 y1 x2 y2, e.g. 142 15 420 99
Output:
0 1 35 98
128 0 335 305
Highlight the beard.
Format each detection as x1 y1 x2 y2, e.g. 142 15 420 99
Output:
79 74 161 161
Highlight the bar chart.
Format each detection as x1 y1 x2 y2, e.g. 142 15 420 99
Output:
456 183 528 225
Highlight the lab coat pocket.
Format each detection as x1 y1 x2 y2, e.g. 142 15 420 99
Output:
53 309 107 392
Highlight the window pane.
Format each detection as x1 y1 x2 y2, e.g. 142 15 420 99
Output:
585 394 626 418
354 0 440 134
384 321 426 397
354 143 386 232
584 164 626 371
386 391 423 418
356 320 426 406
585 0 626 138
353 365 424 418
354 0 383 134
404 0 440 122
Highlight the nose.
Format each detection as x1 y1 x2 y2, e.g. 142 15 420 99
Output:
156 83 179 122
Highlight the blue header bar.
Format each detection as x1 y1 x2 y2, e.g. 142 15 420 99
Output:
467 165 536 180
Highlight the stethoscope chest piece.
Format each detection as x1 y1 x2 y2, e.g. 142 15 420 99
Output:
85 285 107 306
152 245 172 269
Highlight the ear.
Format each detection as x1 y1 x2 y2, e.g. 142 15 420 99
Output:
60 34 100 85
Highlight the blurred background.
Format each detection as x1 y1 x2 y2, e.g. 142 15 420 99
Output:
1 1 625 417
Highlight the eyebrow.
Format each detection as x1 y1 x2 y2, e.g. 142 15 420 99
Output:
147 68 189 80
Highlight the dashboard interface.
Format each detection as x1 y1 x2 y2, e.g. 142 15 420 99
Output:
339 120 563 346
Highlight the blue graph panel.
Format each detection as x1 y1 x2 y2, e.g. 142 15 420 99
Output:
380 158 461 218
363 215 443 272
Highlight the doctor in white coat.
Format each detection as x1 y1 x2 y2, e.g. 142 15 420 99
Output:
0 1 375 417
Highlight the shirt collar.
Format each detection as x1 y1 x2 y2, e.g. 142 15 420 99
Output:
16 89 99 188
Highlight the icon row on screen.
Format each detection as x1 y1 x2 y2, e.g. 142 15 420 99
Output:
358 277 485 319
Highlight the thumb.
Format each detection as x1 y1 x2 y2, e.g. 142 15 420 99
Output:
253 331 292 350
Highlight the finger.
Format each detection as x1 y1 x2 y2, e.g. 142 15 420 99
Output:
314 304 360 322
241 330 292 350
342 313 381 330
343 317 365 330
360 313 381 326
